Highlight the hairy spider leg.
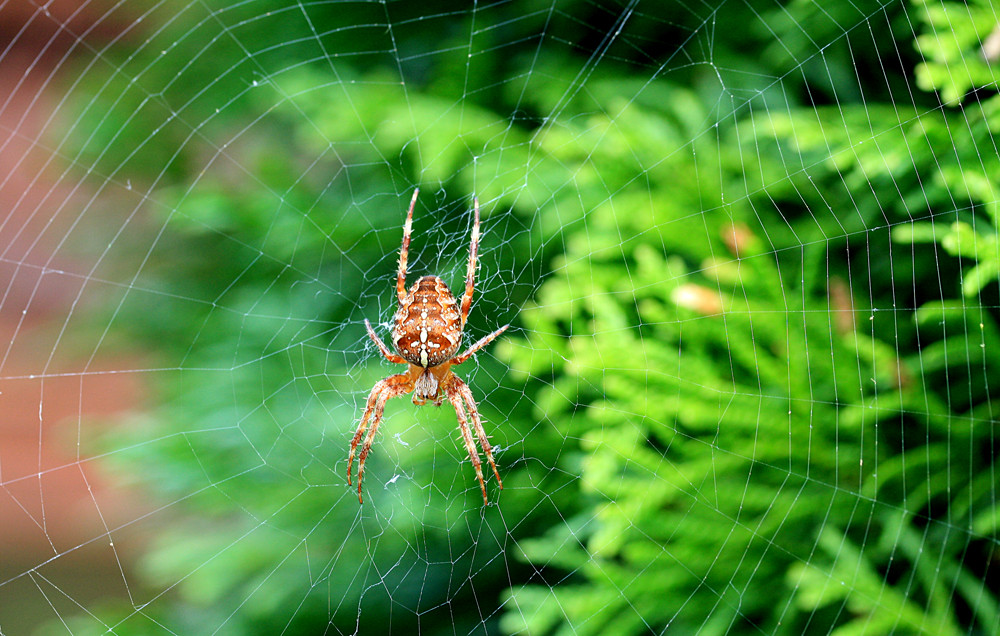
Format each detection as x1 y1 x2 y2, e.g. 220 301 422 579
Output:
397 188 420 302
453 375 503 490
451 324 510 365
445 377 491 504
365 319 406 364
348 373 413 503
459 198 480 328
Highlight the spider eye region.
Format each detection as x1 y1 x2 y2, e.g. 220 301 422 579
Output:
392 275 462 367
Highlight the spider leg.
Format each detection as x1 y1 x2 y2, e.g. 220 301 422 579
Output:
445 380 488 504
450 324 509 365
347 373 413 503
453 375 503 491
459 197 480 328
365 319 407 364
397 189 420 302
445 374 501 504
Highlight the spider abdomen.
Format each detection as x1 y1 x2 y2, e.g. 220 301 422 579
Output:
392 275 462 367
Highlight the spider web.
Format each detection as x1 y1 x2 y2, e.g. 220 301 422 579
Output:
1 0 998 634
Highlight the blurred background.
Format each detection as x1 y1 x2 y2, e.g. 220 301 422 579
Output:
0 3 144 632
1 1 998 634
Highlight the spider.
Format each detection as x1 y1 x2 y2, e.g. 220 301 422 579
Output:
347 189 509 505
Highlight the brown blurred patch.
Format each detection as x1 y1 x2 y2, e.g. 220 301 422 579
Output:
828 276 856 335
0 0 125 50
0 2 146 632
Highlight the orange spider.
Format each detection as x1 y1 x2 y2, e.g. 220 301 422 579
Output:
347 189 509 505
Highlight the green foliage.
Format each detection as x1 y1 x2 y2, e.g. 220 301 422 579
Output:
789 522 965 636
890 0 1000 296
497 2 1000 631
913 0 1000 103
497 147 914 632
887 91 1000 296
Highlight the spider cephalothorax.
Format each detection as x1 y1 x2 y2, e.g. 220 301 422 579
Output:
347 189 509 504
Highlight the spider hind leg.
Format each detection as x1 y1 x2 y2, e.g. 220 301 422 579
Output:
444 374 502 504
348 373 414 503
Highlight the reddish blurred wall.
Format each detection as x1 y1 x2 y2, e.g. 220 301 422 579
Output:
0 3 146 632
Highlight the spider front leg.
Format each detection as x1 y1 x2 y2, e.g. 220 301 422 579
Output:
365 319 407 364
450 324 510 365
348 373 413 503
459 197 480 328
397 189 420 302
